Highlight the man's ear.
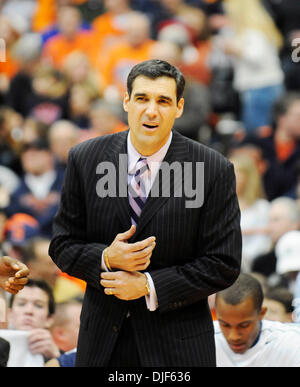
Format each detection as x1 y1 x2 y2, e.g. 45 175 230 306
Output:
176 97 184 119
123 92 130 113
260 306 267 320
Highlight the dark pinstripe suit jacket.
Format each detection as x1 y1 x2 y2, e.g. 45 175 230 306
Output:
49 129 242 367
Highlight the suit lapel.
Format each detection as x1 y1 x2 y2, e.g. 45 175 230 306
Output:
103 130 131 231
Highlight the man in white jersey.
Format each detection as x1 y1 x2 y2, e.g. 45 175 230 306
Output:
214 273 300 367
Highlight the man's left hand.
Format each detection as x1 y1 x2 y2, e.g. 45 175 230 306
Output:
100 271 149 301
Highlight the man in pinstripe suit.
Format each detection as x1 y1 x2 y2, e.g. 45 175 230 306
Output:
49 60 242 367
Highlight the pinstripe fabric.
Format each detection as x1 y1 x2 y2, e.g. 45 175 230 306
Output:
49 129 242 367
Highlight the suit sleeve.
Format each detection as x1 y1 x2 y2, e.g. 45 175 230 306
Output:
49 148 105 290
149 162 242 313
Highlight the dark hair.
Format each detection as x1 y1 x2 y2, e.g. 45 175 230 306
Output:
127 59 185 103
265 287 294 314
272 92 300 124
9 278 56 316
215 273 264 312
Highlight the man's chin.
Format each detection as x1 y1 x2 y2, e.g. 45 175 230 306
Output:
229 343 248 354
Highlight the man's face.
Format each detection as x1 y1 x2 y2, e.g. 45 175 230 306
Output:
267 203 298 243
216 296 266 354
9 286 52 330
123 75 184 156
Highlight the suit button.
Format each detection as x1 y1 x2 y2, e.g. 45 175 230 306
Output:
113 326 119 333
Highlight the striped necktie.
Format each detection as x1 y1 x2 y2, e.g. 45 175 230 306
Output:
128 157 149 225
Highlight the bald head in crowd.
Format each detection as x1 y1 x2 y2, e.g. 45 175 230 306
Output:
48 120 79 165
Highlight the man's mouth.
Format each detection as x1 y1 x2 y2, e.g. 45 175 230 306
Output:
142 123 159 130
229 342 247 353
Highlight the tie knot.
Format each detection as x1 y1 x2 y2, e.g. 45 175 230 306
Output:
135 157 148 176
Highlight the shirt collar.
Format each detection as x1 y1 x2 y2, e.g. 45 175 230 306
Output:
127 131 173 175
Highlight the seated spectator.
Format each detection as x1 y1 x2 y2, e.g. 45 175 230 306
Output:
275 230 300 295
50 298 82 353
29 64 70 126
45 298 82 367
90 0 134 72
3 213 41 261
263 286 294 323
80 99 127 142
42 5 93 70
7 278 60 364
100 11 155 100
5 32 43 118
252 197 300 278
230 154 271 272
241 92 300 200
5 138 64 237
214 273 300 367
0 107 23 175
48 120 79 169
0 166 20 209
20 237 85 303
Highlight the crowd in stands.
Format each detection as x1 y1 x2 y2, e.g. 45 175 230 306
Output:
0 0 300 367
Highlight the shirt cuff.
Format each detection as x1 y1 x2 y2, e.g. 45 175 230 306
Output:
144 272 158 311
101 250 109 271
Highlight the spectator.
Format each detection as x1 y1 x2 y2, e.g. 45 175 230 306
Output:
100 11 155 100
29 64 70 126
229 153 271 271
240 93 300 200
0 107 23 175
42 5 93 70
0 166 20 209
275 230 300 294
80 98 127 142
91 0 134 70
7 278 60 364
221 0 284 132
50 298 82 352
44 298 82 367
263 286 294 323
252 197 300 278
5 138 64 237
20 237 85 303
3 213 40 261
48 120 79 169
214 273 300 366
262 0 300 91
5 32 43 118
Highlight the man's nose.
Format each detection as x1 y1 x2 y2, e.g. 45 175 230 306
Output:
228 328 242 342
145 101 158 118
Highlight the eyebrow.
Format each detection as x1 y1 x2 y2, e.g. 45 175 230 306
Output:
133 93 173 102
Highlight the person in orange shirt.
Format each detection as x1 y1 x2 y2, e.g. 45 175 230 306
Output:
32 0 88 33
0 15 21 80
100 11 155 100
90 0 134 74
42 5 93 70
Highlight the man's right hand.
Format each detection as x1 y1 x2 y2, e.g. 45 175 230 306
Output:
106 225 156 272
